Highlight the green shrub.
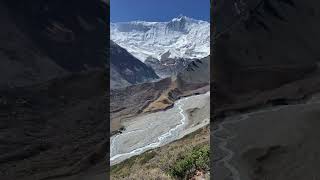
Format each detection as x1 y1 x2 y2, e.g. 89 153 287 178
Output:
168 144 210 179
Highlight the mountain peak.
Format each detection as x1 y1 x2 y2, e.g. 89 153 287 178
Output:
111 15 210 62
171 15 191 22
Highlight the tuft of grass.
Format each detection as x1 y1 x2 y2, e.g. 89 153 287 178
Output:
110 155 138 178
168 144 210 179
110 150 157 179
139 151 157 164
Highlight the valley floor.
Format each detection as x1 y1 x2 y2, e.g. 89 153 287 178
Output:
111 92 210 165
110 92 210 179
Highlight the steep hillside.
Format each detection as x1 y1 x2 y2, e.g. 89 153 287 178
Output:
0 2 66 89
144 56 191 78
177 56 210 91
110 41 159 89
212 1 320 179
213 0 320 106
0 70 108 180
0 1 108 180
3 0 107 72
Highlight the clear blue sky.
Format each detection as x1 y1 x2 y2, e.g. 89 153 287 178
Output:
110 0 210 22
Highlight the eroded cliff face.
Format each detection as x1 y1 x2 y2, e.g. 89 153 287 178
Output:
213 0 320 106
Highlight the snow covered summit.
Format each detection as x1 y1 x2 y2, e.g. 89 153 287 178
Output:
110 15 210 62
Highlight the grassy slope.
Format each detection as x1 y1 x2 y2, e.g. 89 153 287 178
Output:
110 126 210 180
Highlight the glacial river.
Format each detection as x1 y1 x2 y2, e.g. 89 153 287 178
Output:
110 91 210 165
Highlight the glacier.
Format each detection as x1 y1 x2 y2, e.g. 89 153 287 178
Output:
111 15 210 62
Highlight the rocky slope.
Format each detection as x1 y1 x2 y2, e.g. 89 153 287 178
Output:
110 40 159 89
3 0 107 72
0 70 108 180
144 56 192 78
0 1 108 180
0 0 108 89
0 2 66 89
212 0 320 179
212 0 320 107
176 55 210 91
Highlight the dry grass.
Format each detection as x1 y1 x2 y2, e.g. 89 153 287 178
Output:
143 79 177 113
143 94 174 112
110 126 210 180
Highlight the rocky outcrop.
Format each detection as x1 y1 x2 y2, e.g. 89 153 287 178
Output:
177 56 210 91
145 54 193 78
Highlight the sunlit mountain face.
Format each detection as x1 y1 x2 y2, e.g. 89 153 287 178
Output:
111 15 209 62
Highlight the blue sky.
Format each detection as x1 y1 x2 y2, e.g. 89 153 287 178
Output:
110 0 210 22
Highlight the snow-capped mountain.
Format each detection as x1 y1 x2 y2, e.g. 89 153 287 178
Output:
110 15 210 62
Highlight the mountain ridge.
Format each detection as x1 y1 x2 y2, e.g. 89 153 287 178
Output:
110 40 159 89
111 15 210 62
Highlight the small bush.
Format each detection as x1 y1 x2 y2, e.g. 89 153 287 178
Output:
140 151 157 164
168 144 209 179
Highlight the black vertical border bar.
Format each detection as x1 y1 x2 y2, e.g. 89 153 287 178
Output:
106 0 111 179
